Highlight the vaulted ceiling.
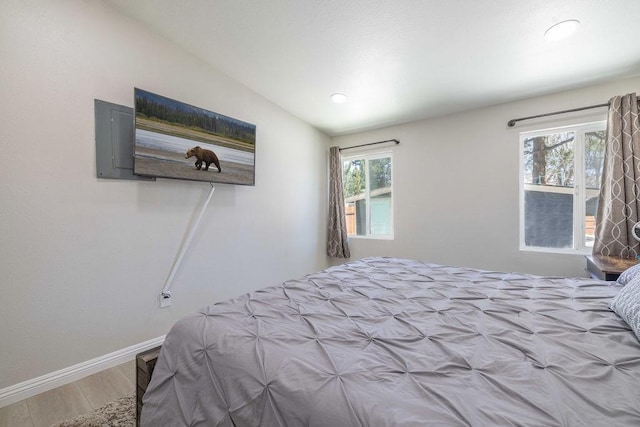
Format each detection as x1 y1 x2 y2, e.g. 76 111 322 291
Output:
108 0 640 136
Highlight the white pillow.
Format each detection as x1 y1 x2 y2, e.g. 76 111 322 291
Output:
610 275 640 342
616 263 640 285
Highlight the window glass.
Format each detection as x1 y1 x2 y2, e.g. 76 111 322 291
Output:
522 132 575 249
342 152 393 238
584 130 605 247
523 132 575 187
343 158 366 236
520 122 605 253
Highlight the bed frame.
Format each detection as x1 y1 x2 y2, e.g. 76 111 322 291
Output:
135 346 161 427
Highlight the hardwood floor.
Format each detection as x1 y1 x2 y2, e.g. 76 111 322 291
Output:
0 361 135 427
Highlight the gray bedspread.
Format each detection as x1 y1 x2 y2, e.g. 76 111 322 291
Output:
141 257 640 426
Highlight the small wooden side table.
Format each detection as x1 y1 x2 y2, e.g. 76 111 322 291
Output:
136 346 161 427
585 255 639 281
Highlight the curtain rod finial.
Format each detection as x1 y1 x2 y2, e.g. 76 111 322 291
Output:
507 120 516 127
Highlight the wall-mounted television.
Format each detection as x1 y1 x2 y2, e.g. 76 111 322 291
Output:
133 88 256 185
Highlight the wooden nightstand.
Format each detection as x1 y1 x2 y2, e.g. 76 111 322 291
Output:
585 255 639 281
136 346 161 427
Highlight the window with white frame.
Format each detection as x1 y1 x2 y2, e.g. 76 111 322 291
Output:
519 121 606 253
342 151 393 239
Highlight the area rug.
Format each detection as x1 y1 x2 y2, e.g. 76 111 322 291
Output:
51 393 135 427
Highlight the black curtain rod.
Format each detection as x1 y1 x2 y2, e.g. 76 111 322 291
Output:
339 139 400 151
507 103 610 127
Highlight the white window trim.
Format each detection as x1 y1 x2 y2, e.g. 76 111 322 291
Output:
342 150 394 240
518 120 606 255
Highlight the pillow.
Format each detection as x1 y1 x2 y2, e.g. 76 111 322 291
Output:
616 263 640 285
610 275 640 341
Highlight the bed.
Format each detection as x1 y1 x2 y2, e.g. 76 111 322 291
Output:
140 257 640 426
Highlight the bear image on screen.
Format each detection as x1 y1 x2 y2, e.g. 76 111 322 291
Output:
133 88 256 185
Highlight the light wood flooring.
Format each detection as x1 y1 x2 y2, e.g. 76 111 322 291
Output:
0 360 135 427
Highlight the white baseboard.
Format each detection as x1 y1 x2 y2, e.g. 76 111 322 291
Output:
0 335 165 408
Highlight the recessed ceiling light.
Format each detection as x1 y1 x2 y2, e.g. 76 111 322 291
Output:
331 93 347 104
544 19 580 42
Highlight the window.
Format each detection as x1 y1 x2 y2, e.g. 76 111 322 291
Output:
342 151 393 239
519 121 605 253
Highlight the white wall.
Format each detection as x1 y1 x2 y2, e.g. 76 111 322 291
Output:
332 75 640 277
0 0 329 390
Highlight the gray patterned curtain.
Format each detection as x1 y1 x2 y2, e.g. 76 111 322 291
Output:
593 93 640 258
327 146 350 258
